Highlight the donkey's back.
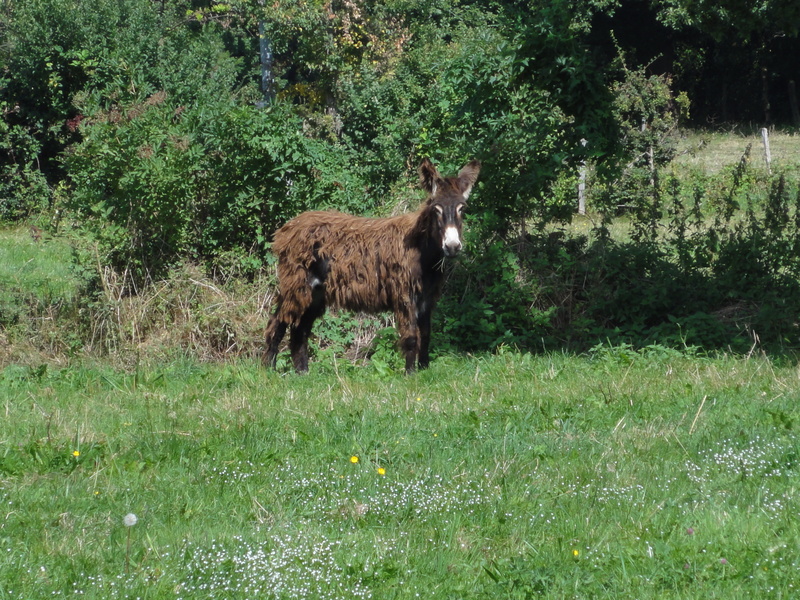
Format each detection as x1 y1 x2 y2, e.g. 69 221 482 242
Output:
272 209 420 313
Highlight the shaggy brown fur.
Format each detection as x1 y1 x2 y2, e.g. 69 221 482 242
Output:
263 159 481 373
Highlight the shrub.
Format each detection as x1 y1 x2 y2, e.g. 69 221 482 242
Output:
66 100 374 282
435 218 556 353
594 62 684 228
0 0 192 222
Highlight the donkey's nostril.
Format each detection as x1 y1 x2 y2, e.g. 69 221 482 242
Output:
443 240 462 257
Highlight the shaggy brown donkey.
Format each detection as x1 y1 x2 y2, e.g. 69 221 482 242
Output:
263 158 481 373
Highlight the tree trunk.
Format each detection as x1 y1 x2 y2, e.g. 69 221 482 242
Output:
789 80 800 127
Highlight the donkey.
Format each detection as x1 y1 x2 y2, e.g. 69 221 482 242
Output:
263 158 481 373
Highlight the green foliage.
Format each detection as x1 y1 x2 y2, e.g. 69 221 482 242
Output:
655 0 800 39
0 116 52 220
593 58 682 233
66 100 372 281
250 0 623 226
436 220 555 353
406 2 618 226
0 0 247 225
557 165 800 353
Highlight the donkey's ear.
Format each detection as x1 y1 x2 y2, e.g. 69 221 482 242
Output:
456 160 481 200
418 158 443 196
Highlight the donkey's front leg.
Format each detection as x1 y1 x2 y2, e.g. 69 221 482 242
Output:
396 310 419 374
417 307 432 370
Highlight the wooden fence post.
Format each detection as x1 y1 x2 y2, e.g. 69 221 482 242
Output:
578 138 588 215
761 127 771 175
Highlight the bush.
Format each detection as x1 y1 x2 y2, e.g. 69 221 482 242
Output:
66 100 374 282
0 0 187 221
560 167 800 353
435 218 556 353
593 62 684 227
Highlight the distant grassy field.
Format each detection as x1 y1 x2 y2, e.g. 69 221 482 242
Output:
1 350 799 599
673 129 800 175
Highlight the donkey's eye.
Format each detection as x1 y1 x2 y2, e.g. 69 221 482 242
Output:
434 205 443 216
457 204 465 215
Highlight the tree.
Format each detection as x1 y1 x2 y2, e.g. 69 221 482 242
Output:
651 0 800 124
653 0 800 39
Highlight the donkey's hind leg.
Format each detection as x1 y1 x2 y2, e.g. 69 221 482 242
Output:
395 308 419 374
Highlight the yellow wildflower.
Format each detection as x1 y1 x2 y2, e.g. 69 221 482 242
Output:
72 450 80 457
377 467 386 476
350 455 359 464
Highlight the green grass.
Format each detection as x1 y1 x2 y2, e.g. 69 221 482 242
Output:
0 227 89 362
0 227 84 342
674 129 800 175
1 350 799 599
0 228 82 306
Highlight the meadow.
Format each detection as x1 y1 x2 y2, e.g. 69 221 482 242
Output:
1 348 799 599
2 130 800 599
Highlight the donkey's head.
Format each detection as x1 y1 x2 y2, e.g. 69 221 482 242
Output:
418 159 481 258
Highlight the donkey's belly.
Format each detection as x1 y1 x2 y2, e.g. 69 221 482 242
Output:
324 265 405 314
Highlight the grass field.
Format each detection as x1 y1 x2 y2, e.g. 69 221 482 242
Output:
1 349 799 599
673 129 800 175
0 227 82 319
